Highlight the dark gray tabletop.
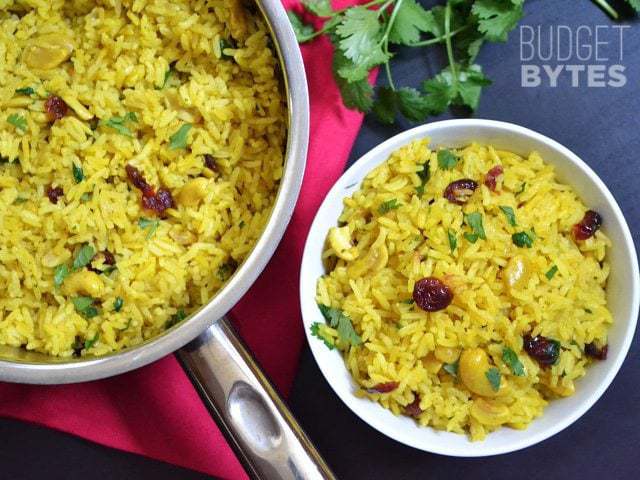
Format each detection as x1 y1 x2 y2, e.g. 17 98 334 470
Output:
1 1 638 478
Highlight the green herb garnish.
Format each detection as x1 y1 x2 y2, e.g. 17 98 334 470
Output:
318 304 362 346
72 163 84 183
7 114 27 133
80 192 92 202
443 360 459 377
512 230 534 248
585 308 593 314
138 217 160 239
84 333 99 349
160 69 172 89
73 296 99 319
219 38 237 60
73 244 95 270
463 232 478 243
499 205 517 227
113 297 124 312
485 367 501 391
401 298 415 304
464 212 486 240
378 198 401 214
217 259 238 281
15 87 35 96
165 308 187 329
54 264 69 287
169 124 193 150
13 197 28 204
502 346 525 376
545 265 558 280
437 149 458 170
516 182 526 195
310 322 336 350
447 228 457 253
416 160 430 197
102 112 138 137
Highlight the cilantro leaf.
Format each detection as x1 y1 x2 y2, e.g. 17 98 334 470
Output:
464 212 486 240
502 346 525 376
84 333 99 349
443 360 459 377
113 297 124 312
512 230 534 248
516 182 526 195
102 113 138 137
169 124 193 150
545 265 558 280
54 264 69 287
389 0 439 46
437 149 458 169
73 244 95 270
15 87 35 96
138 217 160 239
165 308 187 329
332 50 374 112
499 206 517 226
73 296 99 319
372 86 397 124
7 114 27 133
472 0 524 43
310 322 336 350
378 198 401 214
416 160 430 197
287 11 316 43
335 7 390 69
318 304 362 346
303 0 333 17
160 68 172 89
396 87 434 122
463 232 479 243
72 163 84 183
626 0 640 11
485 367 501 391
421 74 456 115
422 64 491 113
447 228 457 253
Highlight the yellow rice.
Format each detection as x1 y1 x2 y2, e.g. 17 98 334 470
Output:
0 0 285 356
315 139 612 440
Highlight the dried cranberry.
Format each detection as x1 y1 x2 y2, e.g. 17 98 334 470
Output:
44 96 68 122
404 395 422 418
102 250 116 265
367 382 399 394
585 342 608 360
443 179 478 205
484 165 504 192
203 154 218 172
125 164 154 196
141 188 174 214
413 277 453 312
523 334 560 366
573 210 602 241
46 185 64 204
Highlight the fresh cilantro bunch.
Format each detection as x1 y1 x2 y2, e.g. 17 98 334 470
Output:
288 0 526 124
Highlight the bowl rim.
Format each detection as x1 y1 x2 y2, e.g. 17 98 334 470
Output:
299 118 640 457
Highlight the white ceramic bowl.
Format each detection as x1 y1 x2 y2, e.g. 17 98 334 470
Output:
299 119 639 456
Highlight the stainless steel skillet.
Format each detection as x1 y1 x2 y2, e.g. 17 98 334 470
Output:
0 1 333 478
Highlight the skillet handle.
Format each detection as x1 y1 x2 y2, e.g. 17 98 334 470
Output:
176 317 336 480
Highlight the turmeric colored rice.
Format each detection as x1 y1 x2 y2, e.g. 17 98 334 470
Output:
0 0 285 356
313 140 612 441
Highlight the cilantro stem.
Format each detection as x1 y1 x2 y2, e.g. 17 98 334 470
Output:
378 0 405 91
334 0 388 15
444 1 458 93
410 25 469 47
590 0 619 19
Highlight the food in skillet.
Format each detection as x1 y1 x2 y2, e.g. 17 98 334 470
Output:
312 139 611 440
0 0 285 356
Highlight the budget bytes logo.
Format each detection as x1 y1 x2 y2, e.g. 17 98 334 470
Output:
519 25 630 87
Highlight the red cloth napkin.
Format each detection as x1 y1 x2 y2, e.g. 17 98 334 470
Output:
0 1 373 479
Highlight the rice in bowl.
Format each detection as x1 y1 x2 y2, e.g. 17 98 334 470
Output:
312 139 612 441
0 0 285 357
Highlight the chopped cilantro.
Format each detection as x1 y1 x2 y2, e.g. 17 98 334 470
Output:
310 322 335 350
72 163 84 183
512 230 534 248
169 124 193 150
416 160 430 197
160 68 172 89
499 205 517 227
485 367 501 391
437 149 458 170
463 232 479 243
7 114 27 133
217 259 238 281
239 220 245 229
447 228 457 253
516 182 526 195
15 87 35 96
219 38 237 60
545 265 558 280
113 297 124 312
84 333 99 349
165 308 187 329
401 298 415 305
138 217 160 239
13 197 28 204
378 198 401 214
464 212 486 240
585 308 593 314
53 264 69 287
73 296 99 318
318 304 362 346
73 244 95 270
80 192 92 202
443 360 459 378
102 112 138 137
502 347 525 376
